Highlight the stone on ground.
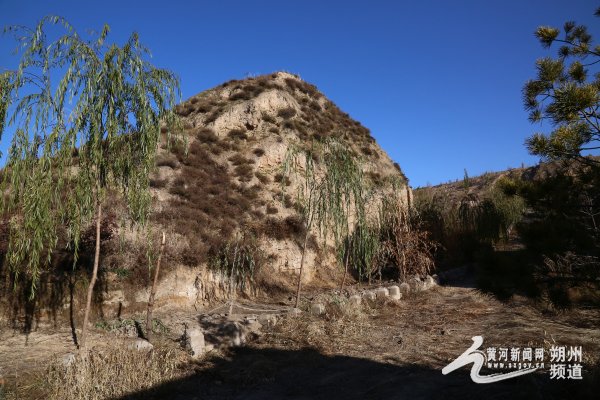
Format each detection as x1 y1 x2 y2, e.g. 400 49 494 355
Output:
399 282 411 295
311 303 325 315
257 313 278 327
128 338 154 352
375 287 389 299
409 277 423 292
184 327 206 358
388 285 401 300
348 294 362 306
288 307 302 317
363 291 376 301
423 275 437 290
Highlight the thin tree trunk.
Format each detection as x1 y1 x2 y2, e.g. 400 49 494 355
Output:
145 231 166 342
294 231 310 309
340 248 350 292
80 199 102 350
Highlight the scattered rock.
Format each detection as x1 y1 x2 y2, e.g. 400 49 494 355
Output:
246 319 263 334
184 327 206 358
423 275 437 290
222 322 246 347
311 303 325 315
128 338 154 352
409 277 423 292
257 313 278 327
375 287 389 299
61 353 76 367
348 294 362 306
388 286 401 300
399 282 411 295
363 291 376 301
288 307 302 317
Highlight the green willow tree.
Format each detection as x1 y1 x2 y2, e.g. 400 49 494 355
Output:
523 7 600 164
0 16 180 348
281 138 366 306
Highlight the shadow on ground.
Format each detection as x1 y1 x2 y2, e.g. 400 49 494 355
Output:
117 346 597 400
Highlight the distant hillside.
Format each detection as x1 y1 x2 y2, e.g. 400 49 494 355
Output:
414 157 599 208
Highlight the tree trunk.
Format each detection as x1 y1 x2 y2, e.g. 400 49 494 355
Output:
340 249 350 292
294 231 310 309
80 199 102 350
145 231 166 342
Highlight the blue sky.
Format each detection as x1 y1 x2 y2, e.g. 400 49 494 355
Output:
1 0 598 187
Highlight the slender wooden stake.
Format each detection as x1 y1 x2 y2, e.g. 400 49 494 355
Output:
80 198 102 350
294 231 310 308
340 246 350 292
146 231 166 342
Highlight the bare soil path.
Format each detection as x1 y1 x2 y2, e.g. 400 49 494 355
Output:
1 282 599 399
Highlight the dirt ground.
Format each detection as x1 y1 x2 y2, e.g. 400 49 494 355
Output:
1 280 599 399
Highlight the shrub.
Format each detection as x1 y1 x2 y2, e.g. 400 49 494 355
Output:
228 128 248 140
149 178 167 188
273 173 291 186
255 171 270 184
266 205 278 214
230 91 250 101
204 108 222 124
262 113 276 124
253 148 265 157
277 107 296 119
155 155 179 169
228 154 252 166
234 164 254 182
194 101 212 113
196 127 218 143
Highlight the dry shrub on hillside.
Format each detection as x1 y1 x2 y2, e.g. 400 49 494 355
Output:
155 154 179 169
228 128 248 141
277 107 296 119
195 127 218 143
255 171 270 184
156 145 258 266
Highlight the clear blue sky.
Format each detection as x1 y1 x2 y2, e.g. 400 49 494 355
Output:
1 0 598 187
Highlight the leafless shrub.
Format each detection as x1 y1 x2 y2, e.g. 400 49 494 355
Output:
277 107 296 119
374 202 438 281
228 128 248 141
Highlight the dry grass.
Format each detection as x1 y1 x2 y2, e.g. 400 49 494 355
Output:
45 342 187 400
264 285 600 373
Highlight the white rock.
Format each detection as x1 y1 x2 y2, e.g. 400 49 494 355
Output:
423 275 437 290
62 353 76 367
409 277 423 292
310 303 325 315
388 286 401 300
288 307 302 317
399 282 411 295
257 313 278 327
128 338 154 352
185 327 206 357
348 294 362 306
375 287 389 299
363 291 376 301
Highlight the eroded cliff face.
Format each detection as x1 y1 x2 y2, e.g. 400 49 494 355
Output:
6 72 411 317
